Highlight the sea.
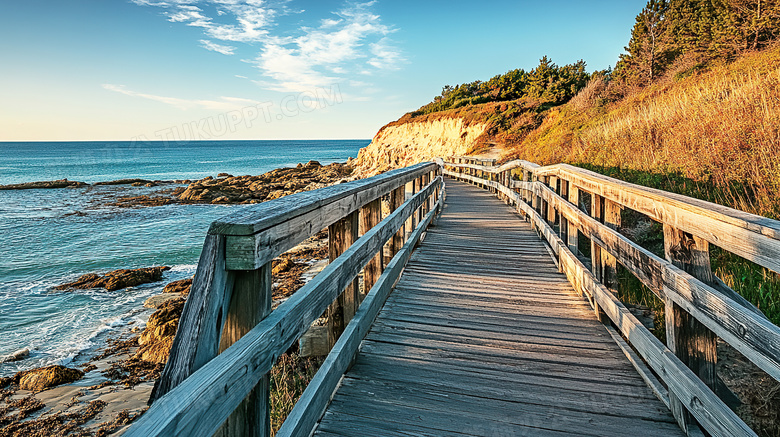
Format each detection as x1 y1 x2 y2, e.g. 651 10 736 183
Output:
0 140 367 376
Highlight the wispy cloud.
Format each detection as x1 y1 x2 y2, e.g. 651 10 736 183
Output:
130 1 403 93
199 39 236 55
102 84 259 110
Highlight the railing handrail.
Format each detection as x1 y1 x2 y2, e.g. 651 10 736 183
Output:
442 157 780 437
128 162 444 437
447 159 780 274
210 161 438 236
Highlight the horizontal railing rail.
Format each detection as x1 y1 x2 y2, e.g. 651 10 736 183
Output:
442 157 780 437
127 162 443 437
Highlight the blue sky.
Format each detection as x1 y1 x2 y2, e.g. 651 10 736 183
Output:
0 0 646 141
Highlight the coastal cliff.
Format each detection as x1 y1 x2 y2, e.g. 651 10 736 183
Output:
351 117 487 178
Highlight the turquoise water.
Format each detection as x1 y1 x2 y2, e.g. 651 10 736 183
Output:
0 140 367 376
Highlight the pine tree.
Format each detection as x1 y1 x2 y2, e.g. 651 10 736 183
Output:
615 0 671 85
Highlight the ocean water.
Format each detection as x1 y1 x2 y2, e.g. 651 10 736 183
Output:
0 140 367 376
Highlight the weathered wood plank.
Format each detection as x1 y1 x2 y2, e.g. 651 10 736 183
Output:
327 211 359 348
215 266 272 437
360 198 383 295
276 191 441 437
223 162 438 269
126 177 442 437
151 234 234 402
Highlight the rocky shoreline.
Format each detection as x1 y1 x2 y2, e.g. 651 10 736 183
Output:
0 160 354 210
0 161 338 436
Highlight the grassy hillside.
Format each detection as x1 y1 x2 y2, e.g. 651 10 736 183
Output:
509 44 780 219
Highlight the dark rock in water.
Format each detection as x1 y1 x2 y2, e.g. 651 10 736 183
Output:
0 179 88 190
135 298 186 364
93 178 155 186
162 278 192 294
13 365 84 392
53 266 170 291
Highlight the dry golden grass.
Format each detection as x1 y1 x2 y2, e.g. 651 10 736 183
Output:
513 45 780 218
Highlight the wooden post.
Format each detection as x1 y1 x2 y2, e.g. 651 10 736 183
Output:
663 224 717 433
602 199 621 293
360 199 383 297
327 211 359 348
215 265 272 437
546 176 557 226
568 184 580 255
391 186 404 255
405 180 416 240
560 180 569 242
590 193 608 323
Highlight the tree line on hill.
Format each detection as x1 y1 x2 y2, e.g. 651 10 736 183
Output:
413 0 780 116
616 0 780 86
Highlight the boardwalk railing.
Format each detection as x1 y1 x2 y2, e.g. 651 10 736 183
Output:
442 156 780 437
126 162 443 437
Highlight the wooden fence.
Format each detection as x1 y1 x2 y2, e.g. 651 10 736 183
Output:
442 156 780 437
125 162 443 437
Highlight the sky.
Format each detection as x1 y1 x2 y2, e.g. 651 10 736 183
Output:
0 0 647 141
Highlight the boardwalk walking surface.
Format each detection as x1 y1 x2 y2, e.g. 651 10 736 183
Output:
313 179 684 436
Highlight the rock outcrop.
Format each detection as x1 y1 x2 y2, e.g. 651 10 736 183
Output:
351 117 487 178
177 161 352 205
10 365 84 392
0 179 87 190
54 266 170 291
135 298 185 364
162 278 192 294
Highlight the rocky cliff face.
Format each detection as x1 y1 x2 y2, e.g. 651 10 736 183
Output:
351 117 486 178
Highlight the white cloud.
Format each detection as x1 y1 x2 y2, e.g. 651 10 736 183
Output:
102 84 259 111
200 39 236 55
131 1 403 92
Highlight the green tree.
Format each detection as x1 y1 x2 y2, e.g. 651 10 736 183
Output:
615 0 671 85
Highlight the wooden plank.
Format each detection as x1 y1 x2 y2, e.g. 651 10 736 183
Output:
215 266 272 437
530 181 780 382
359 198 383 295
536 163 780 274
568 184 580 254
223 162 438 270
524 193 757 437
390 185 404 255
212 162 437 236
151 234 234 401
276 192 441 437
328 211 359 348
664 224 718 433
125 177 442 437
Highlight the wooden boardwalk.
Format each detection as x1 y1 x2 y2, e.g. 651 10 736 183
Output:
313 179 684 436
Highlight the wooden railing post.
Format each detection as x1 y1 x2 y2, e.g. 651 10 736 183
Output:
216 264 273 437
568 184 580 255
391 186 404 255
590 193 608 323
360 199 383 297
602 199 621 292
663 224 718 433
546 176 557 226
327 211 359 348
559 180 569 243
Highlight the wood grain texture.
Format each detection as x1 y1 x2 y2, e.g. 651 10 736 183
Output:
449 167 780 383
223 162 438 270
150 234 234 402
276 190 442 437
215 266 272 437
310 180 682 437
328 212 359 348
359 199 383 295
127 177 442 437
